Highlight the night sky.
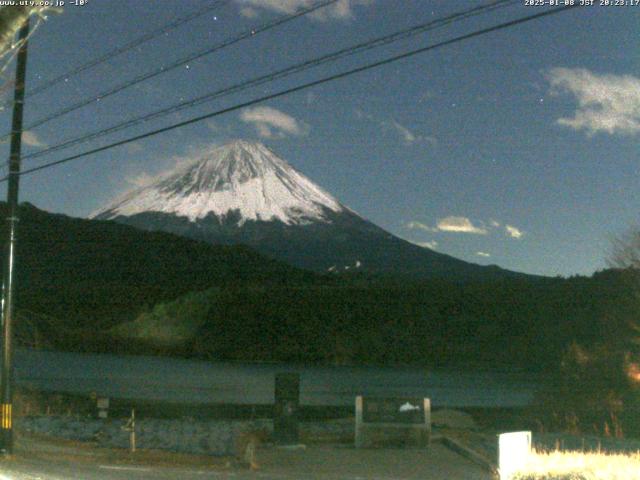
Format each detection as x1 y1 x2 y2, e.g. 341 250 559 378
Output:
0 1 638 277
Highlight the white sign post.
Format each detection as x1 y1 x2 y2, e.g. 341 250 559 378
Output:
498 431 531 480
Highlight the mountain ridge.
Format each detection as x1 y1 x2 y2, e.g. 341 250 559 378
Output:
95 140 537 280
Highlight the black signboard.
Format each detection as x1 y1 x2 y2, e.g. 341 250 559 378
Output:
362 397 425 424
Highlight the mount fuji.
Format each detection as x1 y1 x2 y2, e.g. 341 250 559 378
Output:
92 140 522 280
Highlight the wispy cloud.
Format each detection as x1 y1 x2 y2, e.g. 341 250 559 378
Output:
406 217 487 235
355 110 436 146
127 172 155 188
386 119 437 146
476 251 491 258
406 220 437 233
436 216 487 235
125 143 221 188
236 0 372 21
404 237 437 250
22 130 46 148
547 67 640 136
240 106 309 139
405 216 488 235
505 224 524 239
407 217 524 239
390 120 417 145
417 240 438 250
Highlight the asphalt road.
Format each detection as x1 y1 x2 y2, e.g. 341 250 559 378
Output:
0 443 492 480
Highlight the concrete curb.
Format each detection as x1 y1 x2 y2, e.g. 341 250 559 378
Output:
440 435 497 475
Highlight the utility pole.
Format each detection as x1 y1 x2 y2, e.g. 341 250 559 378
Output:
0 17 29 455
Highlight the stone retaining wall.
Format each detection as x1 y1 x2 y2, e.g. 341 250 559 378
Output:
17 416 272 456
16 416 354 456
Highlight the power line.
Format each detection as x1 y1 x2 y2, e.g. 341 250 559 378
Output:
5 0 339 137
1 0 229 108
23 0 515 161
22 0 518 163
2 5 579 183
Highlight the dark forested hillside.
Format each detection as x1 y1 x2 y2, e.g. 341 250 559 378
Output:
0 202 635 372
113 271 638 371
0 203 318 340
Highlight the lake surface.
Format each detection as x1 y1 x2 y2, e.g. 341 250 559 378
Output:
14 348 540 408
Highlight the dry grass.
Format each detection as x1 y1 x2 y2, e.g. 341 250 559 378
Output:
512 449 640 480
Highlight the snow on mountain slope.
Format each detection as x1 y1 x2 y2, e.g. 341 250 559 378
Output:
91 140 528 280
91 140 343 225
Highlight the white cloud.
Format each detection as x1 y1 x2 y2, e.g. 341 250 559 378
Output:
387 120 437 146
240 106 309 139
505 225 523 239
256 124 275 138
408 217 525 238
125 143 221 188
356 111 436 146
127 172 155 187
390 120 417 145
406 221 437 233
547 67 640 136
417 240 438 250
22 131 46 147
436 216 487 235
476 251 491 258
390 120 437 145
404 237 437 250
236 0 371 21
407 217 487 235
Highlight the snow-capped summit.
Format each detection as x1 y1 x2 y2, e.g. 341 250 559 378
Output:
92 140 343 225
92 140 523 280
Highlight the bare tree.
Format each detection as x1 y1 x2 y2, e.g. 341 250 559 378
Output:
607 229 640 354
609 229 640 270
